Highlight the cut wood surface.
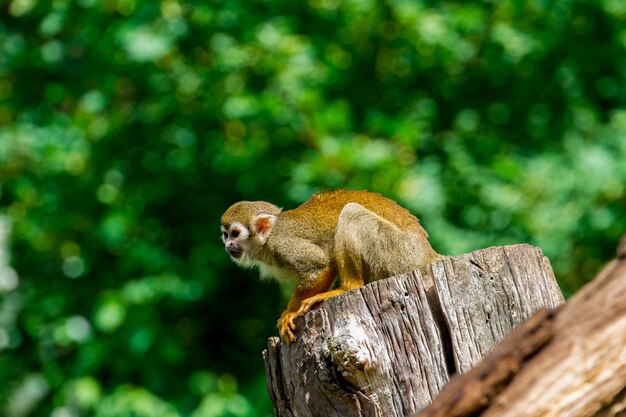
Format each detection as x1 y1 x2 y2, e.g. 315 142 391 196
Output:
414 237 626 417
263 244 565 417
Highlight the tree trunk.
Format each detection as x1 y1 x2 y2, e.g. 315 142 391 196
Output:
413 235 626 417
262 244 564 417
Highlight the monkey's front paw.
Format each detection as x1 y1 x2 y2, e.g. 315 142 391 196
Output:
277 311 298 344
296 295 325 317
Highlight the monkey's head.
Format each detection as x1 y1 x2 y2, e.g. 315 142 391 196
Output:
220 201 282 265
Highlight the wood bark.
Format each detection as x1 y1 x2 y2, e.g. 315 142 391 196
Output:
263 244 564 417
414 235 626 417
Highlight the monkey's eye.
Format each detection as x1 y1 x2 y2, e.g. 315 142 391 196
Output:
222 231 228 240
231 230 240 238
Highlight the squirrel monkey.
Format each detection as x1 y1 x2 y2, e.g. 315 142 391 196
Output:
220 190 440 343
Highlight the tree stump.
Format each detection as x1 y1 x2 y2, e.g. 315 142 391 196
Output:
262 244 564 417
413 234 626 417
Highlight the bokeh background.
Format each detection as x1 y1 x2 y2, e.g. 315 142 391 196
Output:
1 0 626 416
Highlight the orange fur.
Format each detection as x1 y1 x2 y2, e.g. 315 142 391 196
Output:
221 190 440 343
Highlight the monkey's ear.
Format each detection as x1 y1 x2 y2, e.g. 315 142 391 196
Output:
253 213 277 243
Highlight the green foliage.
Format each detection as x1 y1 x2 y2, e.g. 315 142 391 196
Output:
1 0 625 415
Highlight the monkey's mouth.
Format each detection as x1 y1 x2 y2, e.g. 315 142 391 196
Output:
226 246 243 259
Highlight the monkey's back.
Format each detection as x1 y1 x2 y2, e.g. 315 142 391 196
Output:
278 190 428 244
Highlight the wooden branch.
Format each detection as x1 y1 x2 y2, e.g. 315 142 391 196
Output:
415 235 626 417
263 244 564 417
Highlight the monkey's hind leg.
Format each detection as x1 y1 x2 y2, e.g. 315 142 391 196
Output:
295 203 435 319
296 203 408 317
333 202 430 284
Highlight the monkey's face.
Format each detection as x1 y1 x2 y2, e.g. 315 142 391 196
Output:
221 222 250 262
220 203 278 267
